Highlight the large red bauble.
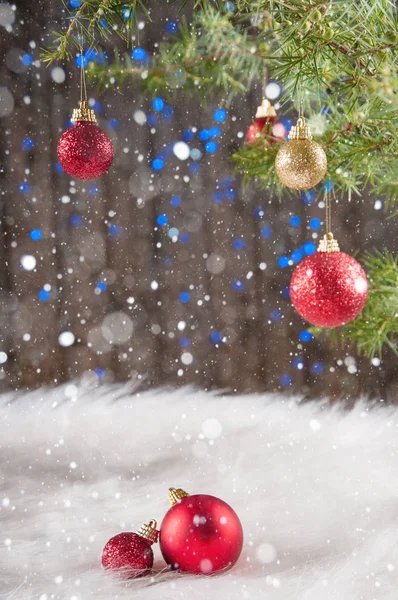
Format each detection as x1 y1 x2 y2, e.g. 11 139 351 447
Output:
290 251 368 328
159 494 243 574
101 532 154 577
57 121 114 180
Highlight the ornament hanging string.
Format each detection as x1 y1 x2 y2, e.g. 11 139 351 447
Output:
318 185 340 253
262 64 267 99
325 188 332 234
79 30 88 103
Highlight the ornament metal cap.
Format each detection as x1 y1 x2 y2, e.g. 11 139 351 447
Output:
168 487 189 507
288 117 312 140
255 99 277 119
317 232 340 253
137 519 159 545
71 100 97 124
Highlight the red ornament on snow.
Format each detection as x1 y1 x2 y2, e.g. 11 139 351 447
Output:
159 487 243 575
246 99 276 143
290 233 368 328
102 520 158 578
57 100 114 180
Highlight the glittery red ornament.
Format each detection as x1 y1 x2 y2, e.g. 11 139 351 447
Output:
246 99 276 143
57 101 114 180
102 520 158 578
159 488 243 575
290 240 368 328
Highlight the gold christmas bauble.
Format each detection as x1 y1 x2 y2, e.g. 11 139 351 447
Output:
275 118 327 190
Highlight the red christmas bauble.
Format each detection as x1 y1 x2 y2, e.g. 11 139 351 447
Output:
57 121 114 180
101 532 154 577
290 251 368 328
160 494 243 574
246 116 277 143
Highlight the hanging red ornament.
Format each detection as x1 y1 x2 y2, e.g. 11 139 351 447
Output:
246 99 277 143
159 487 243 575
290 233 368 328
101 519 158 578
57 100 114 180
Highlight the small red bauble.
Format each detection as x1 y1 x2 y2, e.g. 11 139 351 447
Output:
102 520 158 578
246 98 276 143
160 488 243 575
57 101 114 180
290 242 368 328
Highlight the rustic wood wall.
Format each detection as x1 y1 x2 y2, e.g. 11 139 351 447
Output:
0 0 397 400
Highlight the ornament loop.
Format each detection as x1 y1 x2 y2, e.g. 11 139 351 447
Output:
317 232 340 253
71 100 97 124
168 487 189 507
288 117 312 140
255 99 276 119
137 519 159 545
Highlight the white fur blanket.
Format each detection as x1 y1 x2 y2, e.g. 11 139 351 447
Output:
1 384 397 599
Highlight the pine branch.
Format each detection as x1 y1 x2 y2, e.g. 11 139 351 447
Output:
89 6 268 100
41 1 144 64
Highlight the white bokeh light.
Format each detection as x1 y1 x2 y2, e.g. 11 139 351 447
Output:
58 331 75 347
173 141 190 161
20 255 36 271
265 82 281 100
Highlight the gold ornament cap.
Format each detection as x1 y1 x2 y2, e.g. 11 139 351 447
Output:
317 232 340 253
71 100 97 124
288 117 312 140
137 519 159 545
255 99 277 119
168 487 189 507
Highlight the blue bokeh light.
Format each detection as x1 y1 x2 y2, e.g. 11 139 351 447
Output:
157 214 168 226
152 158 164 171
152 97 165 112
75 54 88 68
96 281 107 293
22 53 33 66
179 336 191 347
205 141 218 153
290 215 301 227
22 137 34 150
170 196 181 207
19 182 31 194
179 232 190 244
280 374 292 386
38 290 50 301
214 108 227 123
30 229 42 241
299 330 313 342
199 129 210 141
278 256 289 268
310 218 321 230
232 279 244 291
132 47 147 61
165 20 179 33
233 239 245 250
70 214 83 227
179 291 190 303
210 331 223 343
291 250 303 263
303 242 316 255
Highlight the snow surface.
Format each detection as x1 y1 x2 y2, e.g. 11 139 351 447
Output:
1 383 398 599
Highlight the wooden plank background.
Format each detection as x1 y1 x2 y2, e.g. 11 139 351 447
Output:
0 0 397 400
